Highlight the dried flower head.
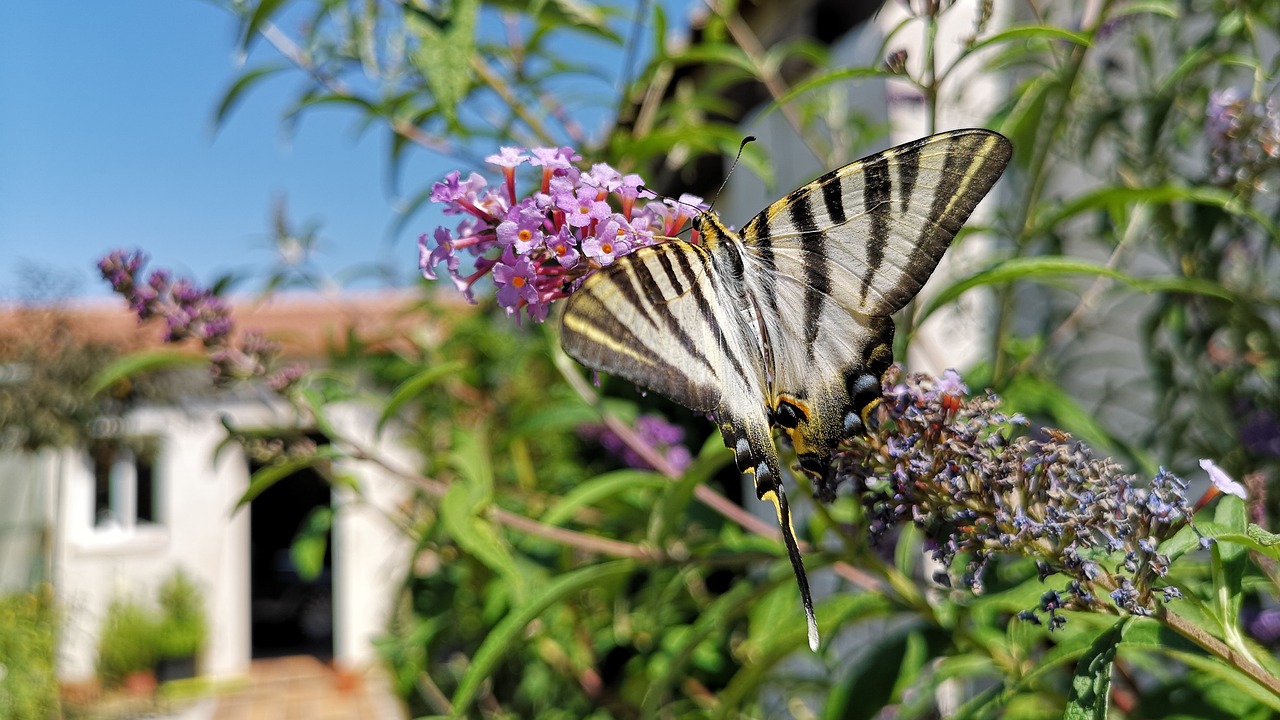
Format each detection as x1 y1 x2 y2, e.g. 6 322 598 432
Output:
832 368 1201 623
1205 88 1280 192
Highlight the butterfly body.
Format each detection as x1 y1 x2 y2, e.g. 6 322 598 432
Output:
561 129 1012 650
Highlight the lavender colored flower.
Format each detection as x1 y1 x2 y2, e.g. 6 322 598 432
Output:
580 413 692 474
98 251 299 388
547 228 581 268
485 146 530 169
422 145 711 324
418 227 459 282
559 187 612 228
494 254 540 313
835 368 1209 625
1200 458 1246 499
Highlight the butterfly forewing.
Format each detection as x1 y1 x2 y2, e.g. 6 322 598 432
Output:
736 129 1011 485
740 129 1012 317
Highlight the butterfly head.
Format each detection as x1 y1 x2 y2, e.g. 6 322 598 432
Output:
690 210 733 248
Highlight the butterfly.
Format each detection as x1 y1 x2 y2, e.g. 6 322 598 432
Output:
559 129 1012 650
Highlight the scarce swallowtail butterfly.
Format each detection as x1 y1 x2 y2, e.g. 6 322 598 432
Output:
560 129 1012 651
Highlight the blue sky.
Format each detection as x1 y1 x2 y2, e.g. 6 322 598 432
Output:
0 2 667 301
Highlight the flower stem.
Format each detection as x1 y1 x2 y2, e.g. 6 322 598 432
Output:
1157 606 1280 699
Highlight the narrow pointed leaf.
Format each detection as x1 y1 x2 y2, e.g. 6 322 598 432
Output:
450 560 635 714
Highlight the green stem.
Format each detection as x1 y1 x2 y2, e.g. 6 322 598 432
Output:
1158 606 1280 699
992 1 1112 382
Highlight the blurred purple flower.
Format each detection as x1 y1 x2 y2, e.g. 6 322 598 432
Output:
97 251 301 389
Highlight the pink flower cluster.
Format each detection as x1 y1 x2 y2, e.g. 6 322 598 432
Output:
419 146 707 323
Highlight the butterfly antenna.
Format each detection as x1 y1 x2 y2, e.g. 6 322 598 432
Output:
707 135 756 213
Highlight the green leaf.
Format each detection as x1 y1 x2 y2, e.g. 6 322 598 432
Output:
88 350 206 396
234 449 341 511
824 624 949 720
240 0 289 51
717 593 894 718
290 506 332 581
760 66 897 119
650 433 730 543
918 256 1233 325
449 560 636 714
406 0 479 124
439 482 524 602
1031 184 1280 240
540 469 667 526
212 63 289 131
1064 618 1127 720
376 361 464 435
967 25 1093 56
1214 496 1248 628
448 428 494 504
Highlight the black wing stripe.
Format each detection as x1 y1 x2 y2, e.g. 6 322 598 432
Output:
790 193 829 360
895 142 921 213
859 152 892 304
901 133 1006 292
744 216 781 321
613 256 662 332
564 289 667 370
683 248 755 384
631 252 720 379
654 246 687 298
819 168 846 226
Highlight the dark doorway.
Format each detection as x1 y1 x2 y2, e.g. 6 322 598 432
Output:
248 447 334 660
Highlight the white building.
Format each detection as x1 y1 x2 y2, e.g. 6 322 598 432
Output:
0 292 420 684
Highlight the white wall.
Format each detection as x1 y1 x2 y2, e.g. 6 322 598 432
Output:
52 396 413 682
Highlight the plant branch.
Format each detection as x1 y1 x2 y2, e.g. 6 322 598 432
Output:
1158 606 1280 699
258 21 452 154
340 442 657 561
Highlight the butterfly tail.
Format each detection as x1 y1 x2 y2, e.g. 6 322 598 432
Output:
720 414 820 651
753 466 820 652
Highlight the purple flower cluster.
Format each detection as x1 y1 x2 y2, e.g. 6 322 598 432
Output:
1205 87 1280 190
832 368 1232 624
580 413 693 474
100 250 232 345
98 250 303 388
420 146 707 323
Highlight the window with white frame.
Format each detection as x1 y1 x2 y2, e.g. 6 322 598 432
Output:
89 438 160 531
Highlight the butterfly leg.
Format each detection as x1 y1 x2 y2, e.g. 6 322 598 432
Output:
720 418 820 651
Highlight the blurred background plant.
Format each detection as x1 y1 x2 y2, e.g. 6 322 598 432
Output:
96 597 160 690
0 585 60 719
87 0 1280 716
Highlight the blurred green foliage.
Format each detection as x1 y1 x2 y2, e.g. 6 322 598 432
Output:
97 568 208 688
0 585 60 719
97 598 158 689
185 0 1280 716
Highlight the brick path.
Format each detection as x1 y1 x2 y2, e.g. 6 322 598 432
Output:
212 656 402 720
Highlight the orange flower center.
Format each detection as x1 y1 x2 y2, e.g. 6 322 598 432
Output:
512 276 526 288
518 229 532 241
601 242 614 254
554 244 567 256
